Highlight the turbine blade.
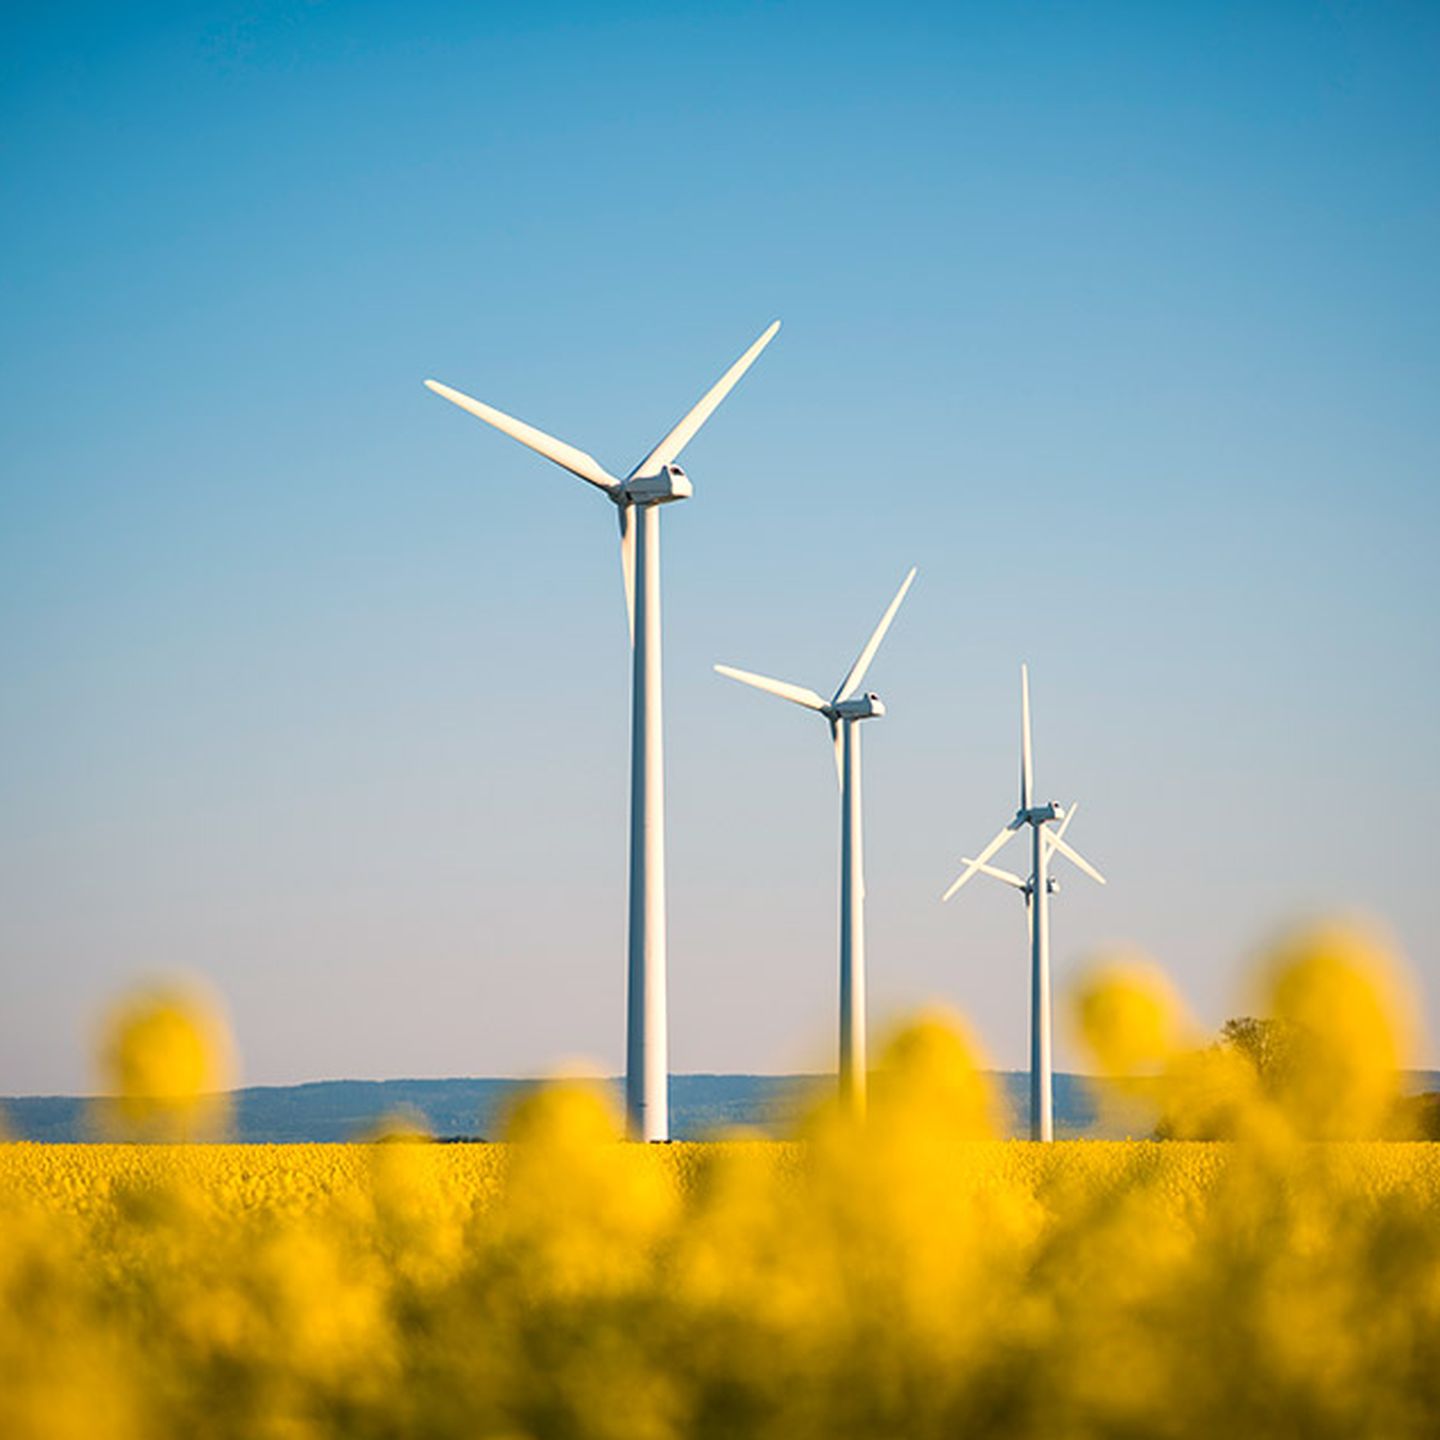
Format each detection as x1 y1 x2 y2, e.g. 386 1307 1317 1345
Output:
830 717 843 789
1020 663 1034 811
833 567 917 704
713 664 827 712
424 380 619 492
618 505 635 645
1047 830 1107 885
1051 799 1079 844
629 321 781 478
942 821 1019 901
962 859 1028 892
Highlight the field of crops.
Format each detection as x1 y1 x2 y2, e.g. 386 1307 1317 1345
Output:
5 1124 1440 1440
4 925 1438 1439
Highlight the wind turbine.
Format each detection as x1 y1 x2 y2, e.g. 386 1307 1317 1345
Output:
715 567 916 1117
425 322 780 1141
941 665 1105 1141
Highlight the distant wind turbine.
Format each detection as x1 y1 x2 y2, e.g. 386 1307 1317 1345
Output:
715 567 916 1116
426 322 780 1141
942 665 1106 1141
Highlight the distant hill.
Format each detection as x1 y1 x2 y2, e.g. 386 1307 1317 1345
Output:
6 1076 823 1143
5 1071 1439 1143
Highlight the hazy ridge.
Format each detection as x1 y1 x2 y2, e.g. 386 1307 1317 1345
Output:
6 1071 1440 1142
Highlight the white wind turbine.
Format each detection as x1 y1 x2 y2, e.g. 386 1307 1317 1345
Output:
715 567 916 1116
941 665 1105 1141
425 322 780 1141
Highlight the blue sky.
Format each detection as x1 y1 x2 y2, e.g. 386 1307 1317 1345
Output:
2 1 1437 1090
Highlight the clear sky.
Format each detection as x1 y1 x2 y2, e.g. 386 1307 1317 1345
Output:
2 1 1437 1092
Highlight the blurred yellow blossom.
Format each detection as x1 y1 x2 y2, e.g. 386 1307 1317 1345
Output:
1072 955 1187 1077
94 980 234 1140
1262 920 1411 1138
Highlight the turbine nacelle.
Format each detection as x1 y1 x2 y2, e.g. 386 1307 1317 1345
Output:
620 464 693 506
831 691 886 721
1020 801 1065 825
829 691 881 720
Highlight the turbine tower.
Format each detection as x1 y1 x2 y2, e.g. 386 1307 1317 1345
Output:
425 322 780 1141
941 665 1105 1141
715 567 916 1116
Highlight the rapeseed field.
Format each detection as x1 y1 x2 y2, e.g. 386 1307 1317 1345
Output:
2 923 1438 1439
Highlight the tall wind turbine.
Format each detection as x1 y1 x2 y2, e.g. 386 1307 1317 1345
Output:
715 567 916 1116
425 322 780 1141
941 665 1105 1141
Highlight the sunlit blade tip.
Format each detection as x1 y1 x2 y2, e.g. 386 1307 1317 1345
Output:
424 378 619 492
713 665 828 712
630 321 781 477
833 566 917 704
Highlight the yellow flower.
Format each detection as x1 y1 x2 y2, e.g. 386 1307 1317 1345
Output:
94 981 234 1140
1072 956 1186 1077
1262 920 1410 1138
